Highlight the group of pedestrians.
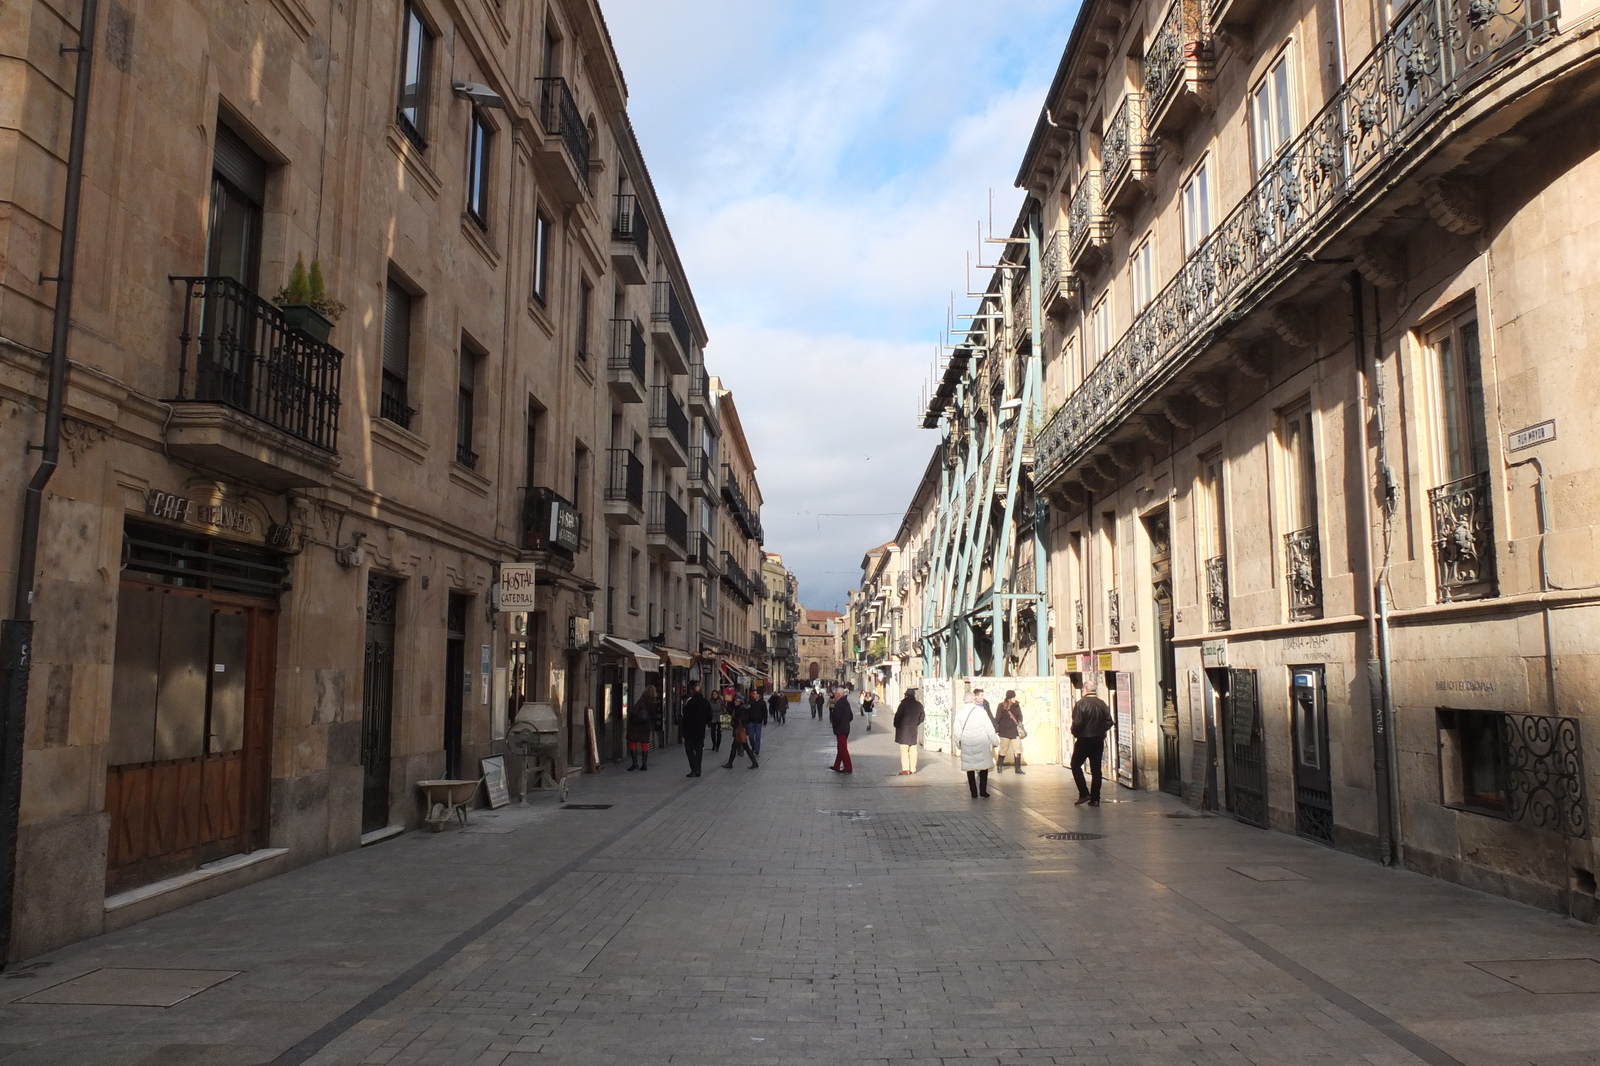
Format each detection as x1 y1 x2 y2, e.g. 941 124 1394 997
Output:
629 673 1116 811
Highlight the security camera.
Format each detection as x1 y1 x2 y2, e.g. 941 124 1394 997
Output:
452 81 505 108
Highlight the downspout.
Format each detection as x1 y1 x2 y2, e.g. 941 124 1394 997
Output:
0 0 99 964
1352 272 1398 867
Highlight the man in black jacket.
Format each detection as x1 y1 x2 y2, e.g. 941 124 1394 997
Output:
680 681 712 778
829 688 854 773
1070 683 1114 806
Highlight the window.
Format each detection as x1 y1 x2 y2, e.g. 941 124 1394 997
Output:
1130 236 1155 312
396 1 433 146
1199 452 1227 561
382 280 414 428
207 125 267 288
532 210 552 304
1088 294 1113 367
542 21 561 78
466 110 491 229
1251 53 1294 173
1438 709 1507 815
1428 312 1489 484
456 348 479 469
576 277 592 363
628 548 640 612
1279 401 1316 534
1181 158 1212 254
572 443 588 519
525 402 543 489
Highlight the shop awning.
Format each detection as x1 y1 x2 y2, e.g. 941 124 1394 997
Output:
600 635 661 671
659 648 693 668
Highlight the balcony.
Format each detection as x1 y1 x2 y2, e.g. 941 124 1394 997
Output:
651 281 692 374
168 276 343 490
1285 527 1323 621
688 448 718 499
607 319 646 403
1041 229 1074 316
720 552 755 605
611 194 650 285
1208 0 1270 34
721 465 761 541
1102 93 1154 211
603 448 644 526
646 491 689 562
1142 0 1214 137
1430 472 1497 603
648 385 689 467
522 487 582 563
1067 173 1111 269
687 531 720 577
534 77 590 202
687 359 713 417
1206 555 1230 632
1033 0 1558 491
752 632 768 655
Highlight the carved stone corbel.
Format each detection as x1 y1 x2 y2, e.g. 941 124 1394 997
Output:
1191 373 1227 408
1110 443 1140 470
1271 306 1315 348
1230 344 1272 379
1141 415 1170 446
1093 452 1121 481
1354 238 1406 289
1163 397 1199 430
1425 178 1485 236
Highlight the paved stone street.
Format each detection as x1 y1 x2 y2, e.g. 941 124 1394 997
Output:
3 714 1599 1066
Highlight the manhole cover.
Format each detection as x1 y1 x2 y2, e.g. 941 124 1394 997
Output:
561 804 613 810
1042 832 1105 841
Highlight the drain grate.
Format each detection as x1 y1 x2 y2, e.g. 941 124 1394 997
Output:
1042 832 1105 841
561 804 614 810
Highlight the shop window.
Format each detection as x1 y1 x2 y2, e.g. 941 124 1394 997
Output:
1438 708 1508 816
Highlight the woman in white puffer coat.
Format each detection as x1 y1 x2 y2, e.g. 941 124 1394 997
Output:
954 688 1000 798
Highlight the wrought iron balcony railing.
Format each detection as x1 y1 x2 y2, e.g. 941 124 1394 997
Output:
649 385 690 451
1035 0 1555 489
536 77 590 187
689 448 717 490
1103 93 1153 207
688 530 720 573
1285 526 1323 620
610 317 646 379
172 276 343 451
605 448 644 509
1042 229 1067 305
1067 172 1111 266
1143 0 1213 130
647 491 689 550
1499 713 1587 838
379 389 414 431
1206 555 1230 631
456 443 479 470
612 193 650 260
1429 470 1496 602
652 280 692 355
688 361 712 407
721 551 755 605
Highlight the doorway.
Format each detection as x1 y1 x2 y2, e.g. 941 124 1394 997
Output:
445 593 470 778
1291 666 1334 843
362 575 399 834
1220 667 1268 828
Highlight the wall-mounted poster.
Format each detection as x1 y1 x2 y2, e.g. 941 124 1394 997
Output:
1187 668 1205 742
1113 671 1135 789
481 755 511 809
921 679 952 752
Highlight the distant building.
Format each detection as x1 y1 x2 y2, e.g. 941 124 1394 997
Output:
796 609 842 685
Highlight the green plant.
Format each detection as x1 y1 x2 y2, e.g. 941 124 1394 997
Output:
274 254 347 320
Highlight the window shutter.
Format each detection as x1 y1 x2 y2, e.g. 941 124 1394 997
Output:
383 283 411 382
213 124 268 204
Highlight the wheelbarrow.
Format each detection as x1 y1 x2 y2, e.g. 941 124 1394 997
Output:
417 778 481 831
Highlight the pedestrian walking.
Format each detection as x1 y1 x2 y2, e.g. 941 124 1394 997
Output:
680 681 712 777
861 690 876 731
769 688 787 726
627 685 658 772
811 688 825 720
893 688 925 775
954 687 999 798
722 693 759 769
747 687 768 755
828 689 854 773
994 690 1025 774
709 688 728 752
1070 683 1114 806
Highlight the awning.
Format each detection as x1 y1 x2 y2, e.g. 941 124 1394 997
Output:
659 648 693 668
600 635 661 671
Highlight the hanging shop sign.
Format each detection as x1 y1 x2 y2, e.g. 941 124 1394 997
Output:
497 564 537 611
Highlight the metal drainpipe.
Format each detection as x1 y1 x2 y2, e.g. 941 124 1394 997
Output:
0 0 99 966
1350 273 1398 867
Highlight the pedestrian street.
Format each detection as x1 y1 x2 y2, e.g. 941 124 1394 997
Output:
2 712 1598 1066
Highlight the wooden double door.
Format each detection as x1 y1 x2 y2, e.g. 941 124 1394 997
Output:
106 584 275 894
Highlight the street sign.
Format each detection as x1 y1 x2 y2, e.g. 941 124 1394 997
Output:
499 565 537 611
1508 419 1556 453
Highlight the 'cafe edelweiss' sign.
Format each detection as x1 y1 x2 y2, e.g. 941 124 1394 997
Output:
146 488 259 536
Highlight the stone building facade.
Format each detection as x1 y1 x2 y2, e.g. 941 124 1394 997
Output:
760 552 800 689
0 0 738 959
710 384 765 689
796 609 841 686
980 0 1598 917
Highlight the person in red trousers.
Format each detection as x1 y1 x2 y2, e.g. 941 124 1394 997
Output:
829 688 854 773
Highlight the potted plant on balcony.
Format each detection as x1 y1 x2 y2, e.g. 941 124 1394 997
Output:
274 254 346 343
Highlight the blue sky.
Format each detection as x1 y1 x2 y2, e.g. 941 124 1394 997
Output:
600 0 1082 611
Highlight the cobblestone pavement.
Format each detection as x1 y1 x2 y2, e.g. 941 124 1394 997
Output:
4 716 1600 1065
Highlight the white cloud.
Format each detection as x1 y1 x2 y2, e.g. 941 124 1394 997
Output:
598 0 1080 607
